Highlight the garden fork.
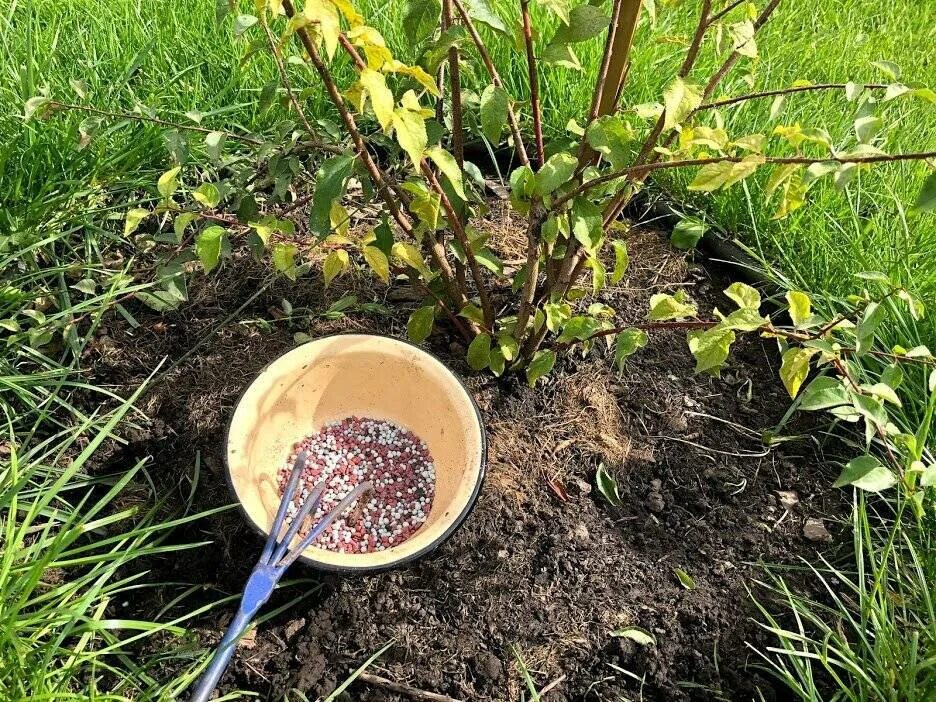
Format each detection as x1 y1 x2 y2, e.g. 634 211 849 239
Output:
190 451 371 702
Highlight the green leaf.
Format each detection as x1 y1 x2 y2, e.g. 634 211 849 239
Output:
407 305 435 342
860 383 901 407
234 13 258 35
534 152 578 197
595 463 621 506
157 166 181 198
459 302 485 325
880 363 903 390
571 198 604 252
542 42 581 70
896 289 925 321
870 60 900 81
480 84 510 145
489 348 506 376
670 217 706 250
587 256 606 295
675 568 696 590
323 249 350 286
557 315 601 343
71 278 97 295
854 115 882 143
662 77 702 131
610 240 629 285
544 302 572 332
856 300 886 354
426 146 467 201
688 155 764 192
852 394 887 431
205 131 225 160
192 183 221 208
498 334 519 361
724 282 761 310
526 349 556 387
914 172 936 212
585 115 635 171
833 455 896 492
467 333 492 370
610 627 655 646
535 0 570 24
687 326 735 375
614 329 648 369
124 208 149 236
310 154 354 239
799 375 850 411
196 226 225 273
779 347 816 398
363 245 390 283
786 291 811 327
550 3 610 44
403 0 442 45
509 165 535 212
272 242 299 280
464 0 506 33
648 290 697 321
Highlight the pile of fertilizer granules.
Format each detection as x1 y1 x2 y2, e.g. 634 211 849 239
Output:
277 416 436 553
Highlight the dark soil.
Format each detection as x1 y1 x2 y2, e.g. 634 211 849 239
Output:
83 213 848 701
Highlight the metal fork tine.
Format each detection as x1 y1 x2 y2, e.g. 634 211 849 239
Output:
260 450 308 564
278 481 373 569
270 482 325 565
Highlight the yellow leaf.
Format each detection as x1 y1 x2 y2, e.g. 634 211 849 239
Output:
391 242 431 277
360 68 394 131
779 347 817 398
303 0 341 59
362 245 390 282
662 76 702 131
392 106 427 169
330 201 350 237
323 249 349 286
330 0 363 26
400 89 433 117
383 60 440 97
786 291 811 327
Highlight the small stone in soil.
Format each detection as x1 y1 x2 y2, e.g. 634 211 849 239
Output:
803 517 832 543
278 416 436 554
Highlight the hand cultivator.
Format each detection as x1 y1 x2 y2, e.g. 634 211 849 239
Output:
189 451 371 702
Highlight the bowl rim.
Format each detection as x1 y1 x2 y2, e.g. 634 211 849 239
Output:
223 332 487 574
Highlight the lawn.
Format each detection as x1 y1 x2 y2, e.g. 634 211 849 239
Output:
1 0 934 699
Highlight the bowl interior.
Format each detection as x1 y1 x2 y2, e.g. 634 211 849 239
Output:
226 334 484 570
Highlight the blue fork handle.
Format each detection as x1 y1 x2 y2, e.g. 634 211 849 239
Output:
189 609 254 702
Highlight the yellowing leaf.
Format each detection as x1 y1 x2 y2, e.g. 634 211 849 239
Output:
360 68 394 131
272 242 299 280
779 347 817 398
426 146 467 201
362 245 390 282
786 291 811 327
724 282 761 310
649 290 697 321
383 60 440 97
687 326 735 375
302 0 341 59
393 107 428 168
157 166 181 198
192 182 221 208
323 248 350 286
391 242 431 277
727 20 757 58
688 155 764 191
330 0 363 26
124 208 149 236
330 201 350 238
662 76 702 131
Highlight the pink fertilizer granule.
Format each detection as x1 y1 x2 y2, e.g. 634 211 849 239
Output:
277 416 436 553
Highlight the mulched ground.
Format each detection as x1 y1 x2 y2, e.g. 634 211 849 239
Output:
81 210 849 701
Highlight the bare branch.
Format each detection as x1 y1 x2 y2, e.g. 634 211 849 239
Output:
421 163 495 326
46 101 267 146
702 0 782 100
260 11 315 135
450 0 530 166
693 82 889 113
442 0 465 166
556 150 936 210
520 0 545 165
